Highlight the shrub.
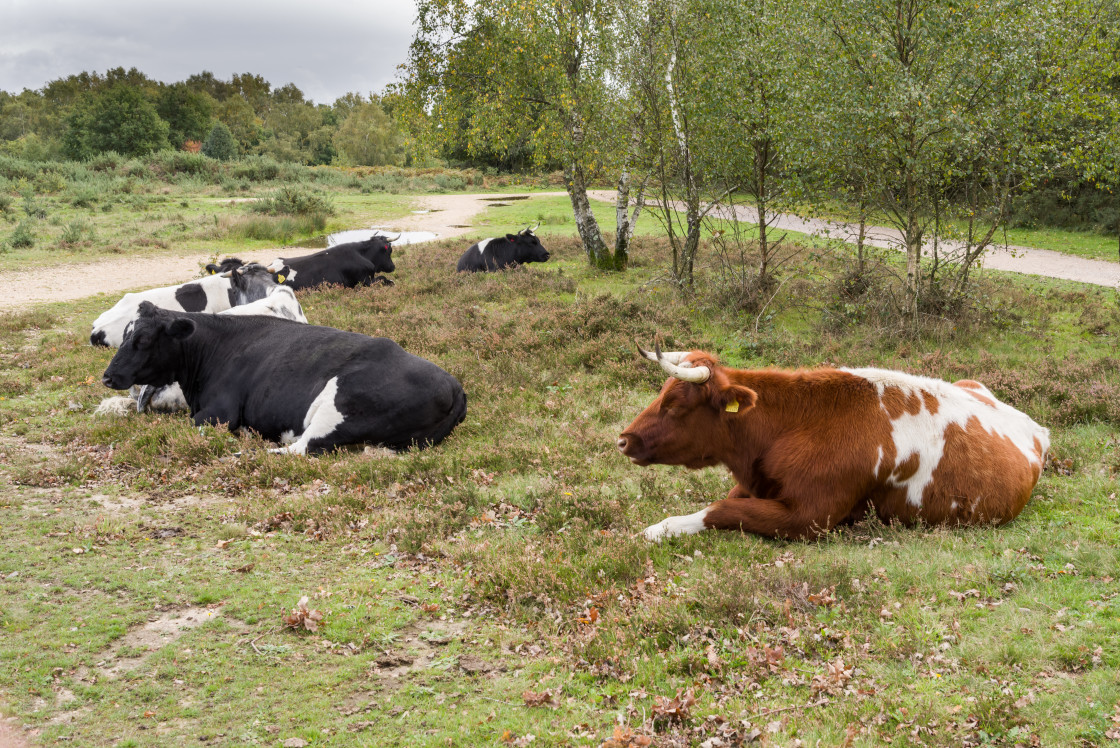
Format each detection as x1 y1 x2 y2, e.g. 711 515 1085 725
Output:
68 187 99 209
9 220 34 248
0 193 11 214
250 186 334 217
201 122 238 162
231 155 281 182
21 192 46 219
60 220 91 245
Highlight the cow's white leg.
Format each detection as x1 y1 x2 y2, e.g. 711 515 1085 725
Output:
269 378 345 456
642 507 711 542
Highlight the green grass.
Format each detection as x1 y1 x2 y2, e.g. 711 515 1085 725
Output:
1 194 1119 745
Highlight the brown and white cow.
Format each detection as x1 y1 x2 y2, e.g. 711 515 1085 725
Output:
617 344 1050 541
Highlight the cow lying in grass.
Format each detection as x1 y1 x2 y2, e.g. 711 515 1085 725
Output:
618 343 1050 541
208 234 397 290
101 302 467 454
456 225 549 272
96 264 307 415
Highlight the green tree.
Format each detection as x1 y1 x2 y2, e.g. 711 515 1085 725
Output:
334 99 401 166
201 121 238 161
406 0 638 270
62 84 170 159
157 82 215 147
806 0 1110 320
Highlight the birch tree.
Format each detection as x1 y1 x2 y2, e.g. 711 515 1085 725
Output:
404 0 643 269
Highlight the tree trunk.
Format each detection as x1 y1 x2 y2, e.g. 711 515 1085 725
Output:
564 161 612 268
613 167 646 270
903 171 921 321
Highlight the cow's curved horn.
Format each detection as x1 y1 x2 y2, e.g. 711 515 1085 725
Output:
635 340 711 383
381 231 402 242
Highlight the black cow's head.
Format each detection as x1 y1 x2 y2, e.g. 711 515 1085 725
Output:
359 235 396 274
229 263 289 306
101 302 195 391
505 227 549 264
205 257 245 275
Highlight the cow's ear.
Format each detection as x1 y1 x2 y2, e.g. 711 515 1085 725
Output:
713 384 757 415
274 265 291 283
505 233 517 241
205 264 219 275
138 300 159 317
165 318 196 341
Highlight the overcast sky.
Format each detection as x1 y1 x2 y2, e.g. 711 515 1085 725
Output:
0 0 419 104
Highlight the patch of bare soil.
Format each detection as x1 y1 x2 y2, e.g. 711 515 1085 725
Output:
99 607 223 677
0 192 570 313
0 714 34 748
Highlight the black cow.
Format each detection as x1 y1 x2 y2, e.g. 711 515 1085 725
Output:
102 302 467 454
456 226 549 272
208 235 396 290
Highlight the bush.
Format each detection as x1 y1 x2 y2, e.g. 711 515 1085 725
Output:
8 220 34 248
231 155 281 182
250 186 334 217
201 122 238 162
60 220 91 245
0 193 11 214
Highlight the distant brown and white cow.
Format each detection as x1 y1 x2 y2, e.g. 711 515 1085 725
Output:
617 344 1050 541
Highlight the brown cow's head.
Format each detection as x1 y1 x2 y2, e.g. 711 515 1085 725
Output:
617 343 757 469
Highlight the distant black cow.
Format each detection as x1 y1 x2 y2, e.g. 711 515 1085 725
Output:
457 226 549 272
102 302 467 454
208 235 397 290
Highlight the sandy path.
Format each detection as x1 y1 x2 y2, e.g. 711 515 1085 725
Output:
0 715 32 748
586 190 1120 288
0 192 569 313
2 189 1116 314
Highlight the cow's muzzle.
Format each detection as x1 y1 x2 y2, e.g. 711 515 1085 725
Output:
617 433 650 465
90 330 108 347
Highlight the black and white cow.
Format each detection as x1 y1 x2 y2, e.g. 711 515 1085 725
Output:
456 225 549 272
101 302 467 454
210 235 397 291
95 264 309 416
90 274 239 347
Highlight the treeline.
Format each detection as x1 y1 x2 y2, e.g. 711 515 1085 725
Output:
404 0 1120 315
0 67 409 167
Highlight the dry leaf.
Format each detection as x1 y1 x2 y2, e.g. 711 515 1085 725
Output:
652 688 696 724
600 726 653 747
522 689 558 707
282 596 324 632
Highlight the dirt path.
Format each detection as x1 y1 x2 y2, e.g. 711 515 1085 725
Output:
586 190 1120 288
1 189 1116 314
0 192 568 313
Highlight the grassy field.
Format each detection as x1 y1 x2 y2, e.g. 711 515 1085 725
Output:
0 155 570 273
1 183 1120 747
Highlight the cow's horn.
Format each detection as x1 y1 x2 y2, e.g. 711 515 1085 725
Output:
635 340 710 383
382 231 401 242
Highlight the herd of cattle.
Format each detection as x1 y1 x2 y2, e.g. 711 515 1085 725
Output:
90 226 1051 540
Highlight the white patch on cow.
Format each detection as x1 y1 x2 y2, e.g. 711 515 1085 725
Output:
279 430 297 445
91 275 234 347
872 445 884 477
221 287 307 324
269 377 345 456
476 238 493 255
148 384 189 412
642 507 711 542
843 368 1050 508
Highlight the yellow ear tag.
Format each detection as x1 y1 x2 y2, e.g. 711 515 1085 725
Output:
208 269 215 275
277 274 286 284
725 400 739 413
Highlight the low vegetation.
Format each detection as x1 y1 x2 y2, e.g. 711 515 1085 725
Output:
1 210 1118 745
